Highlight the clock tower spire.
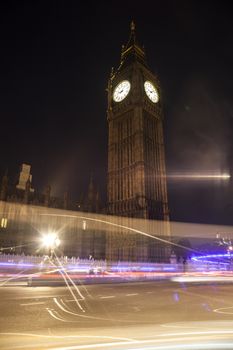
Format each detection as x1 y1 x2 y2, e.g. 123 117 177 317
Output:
107 23 170 262
117 22 147 74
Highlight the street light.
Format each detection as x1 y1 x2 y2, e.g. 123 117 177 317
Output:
41 231 60 258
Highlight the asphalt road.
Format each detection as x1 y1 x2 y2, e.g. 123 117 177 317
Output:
1 280 233 349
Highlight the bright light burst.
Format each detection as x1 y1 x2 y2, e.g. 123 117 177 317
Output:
41 231 60 248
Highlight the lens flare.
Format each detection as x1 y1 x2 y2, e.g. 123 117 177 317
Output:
41 231 60 248
167 173 230 180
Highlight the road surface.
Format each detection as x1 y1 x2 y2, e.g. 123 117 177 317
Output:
1 280 233 349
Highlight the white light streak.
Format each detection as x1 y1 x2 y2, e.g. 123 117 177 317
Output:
53 297 83 317
126 293 139 297
20 302 45 306
167 173 231 180
46 308 70 322
99 295 115 299
214 306 233 315
0 332 136 341
49 255 86 313
3 331 233 350
171 276 233 283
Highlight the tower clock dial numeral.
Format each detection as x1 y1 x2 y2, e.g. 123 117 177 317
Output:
113 80 131 102
144 81 159 103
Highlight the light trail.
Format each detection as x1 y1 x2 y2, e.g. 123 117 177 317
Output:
53 253 86 301
37 212 233 279
160 320 233 330
0 269 28 286
171 276 233 283
166 173 230 180
128 345 233 350
0 267 58 286
20 302 45 306
19 331 233 350
213 306 233 315
40 213 201 256
51 296 140 323
45 255 136 324
99 296 115 299
0 262 34 267
0 242 34 251
53 297 83 317
48 255 86 313
54 253 92 299
2 331 233 350
191 253 232 265
0 332 136 341
46 308 70 322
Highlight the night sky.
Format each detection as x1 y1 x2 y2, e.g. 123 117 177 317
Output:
0 1 232 225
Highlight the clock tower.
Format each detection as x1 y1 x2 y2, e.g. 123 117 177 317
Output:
107 22 170 261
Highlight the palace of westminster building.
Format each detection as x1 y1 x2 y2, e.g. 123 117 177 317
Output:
0 23 170 262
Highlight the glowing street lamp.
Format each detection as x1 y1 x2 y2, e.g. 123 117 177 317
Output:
41 232 60 258
42 232 60 248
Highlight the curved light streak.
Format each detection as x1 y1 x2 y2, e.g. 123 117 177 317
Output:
48 256 86 313
53 297 84 318
53 253 87 301
46 308 69 322
40 213 200 255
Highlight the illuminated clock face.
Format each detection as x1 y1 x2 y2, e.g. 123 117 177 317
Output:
113 80 131 102
144 81 159 103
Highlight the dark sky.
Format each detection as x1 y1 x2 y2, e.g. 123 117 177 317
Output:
0 0 233 225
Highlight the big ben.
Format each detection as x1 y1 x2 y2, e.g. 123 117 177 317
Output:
107 22 169 261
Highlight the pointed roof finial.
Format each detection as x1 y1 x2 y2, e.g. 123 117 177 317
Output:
120 21 147 68
129 20 136 45
131 20 135 32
